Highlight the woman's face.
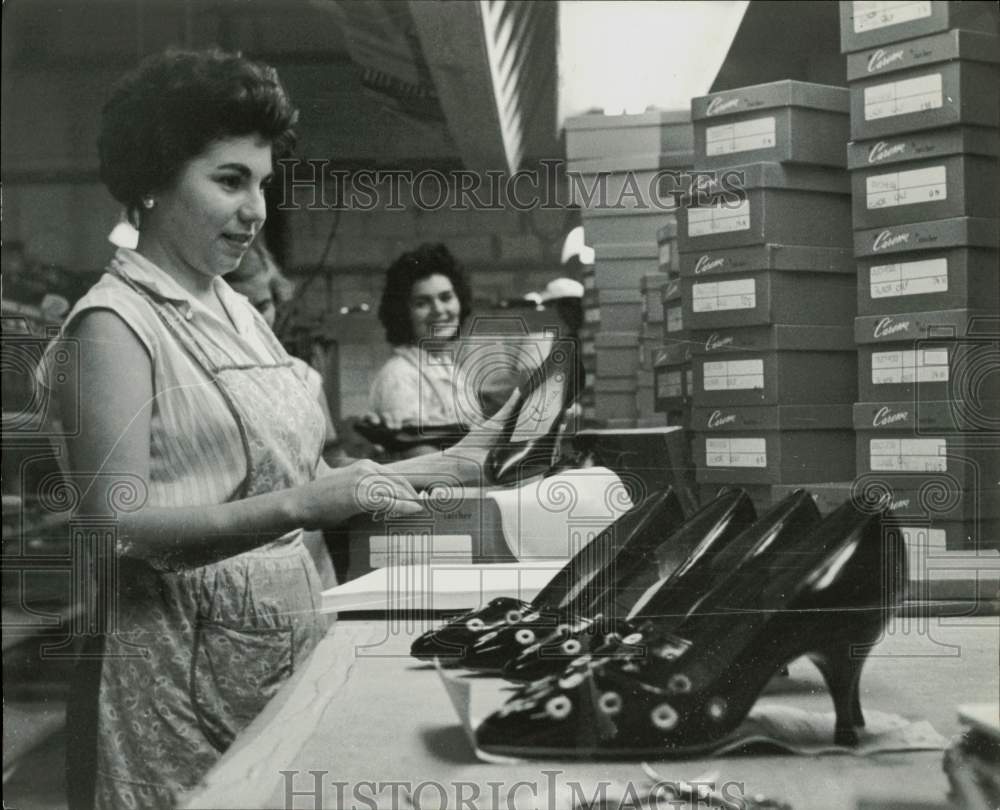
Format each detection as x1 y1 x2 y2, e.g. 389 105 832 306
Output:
408 273 461 342
145 134 273 279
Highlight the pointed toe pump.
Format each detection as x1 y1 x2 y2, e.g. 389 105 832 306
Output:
475 498 906 758
410 487 685 662
503 489 821 683
455 488 756 674
487 344 580 486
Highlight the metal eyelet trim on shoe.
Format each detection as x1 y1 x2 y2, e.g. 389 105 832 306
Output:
556 623 570 636
558 671 585 689
466 618 485 632
505 609 523 624
651 703 679 730
707 697 727 721
546 695 572 720
561 639 582 655
598 691 623 716
515 629 536 645
622 632 644 645
668 673 692 694
656 641 687 661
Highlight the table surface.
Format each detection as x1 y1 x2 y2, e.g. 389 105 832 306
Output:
182 612 999 810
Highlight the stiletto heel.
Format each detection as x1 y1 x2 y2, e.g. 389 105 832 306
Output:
487 344 579 485
475 498 906 758
410 487 685 662
452 489 755 674
503 489 819 683
809 639 872 746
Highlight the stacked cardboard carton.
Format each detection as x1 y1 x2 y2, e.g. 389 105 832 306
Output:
565 111 694 427
841 0 1000 559
673 80 858 510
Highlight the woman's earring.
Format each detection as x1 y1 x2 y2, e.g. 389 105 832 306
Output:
142 196 156 210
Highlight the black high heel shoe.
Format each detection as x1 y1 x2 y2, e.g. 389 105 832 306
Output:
487 344 580 485
410 487 686 662
503 489 822 683
475 498 905 758
447 488 756 673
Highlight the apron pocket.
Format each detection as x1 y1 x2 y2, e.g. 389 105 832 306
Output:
191 621 293 752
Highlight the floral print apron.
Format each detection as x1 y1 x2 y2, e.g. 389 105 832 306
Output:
67 276 328 810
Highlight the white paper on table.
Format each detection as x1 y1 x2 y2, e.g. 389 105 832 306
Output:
320 561 563 614
486 466 633 561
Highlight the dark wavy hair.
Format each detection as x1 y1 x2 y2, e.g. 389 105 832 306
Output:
99 48 298 224
377 243 472 346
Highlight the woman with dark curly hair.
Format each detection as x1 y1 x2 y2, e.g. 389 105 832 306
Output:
368 243 482 455
38 50 512 810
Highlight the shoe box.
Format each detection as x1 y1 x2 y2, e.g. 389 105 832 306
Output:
691 403 856 485
565 109 694 161
596 288 644 333
692 80 849 168
346 494 513 580
636 369 657 417
652 339 694 415
840 0 999 54
678 244 855 329
593 242 659 287
594 376 639 421
848 126 999 229
569 151 694 216
854 399 1000 491
689 324 857 407
638 323 664 371
582 287 601 330
595 331 640 378
656 221 679 273
641 273 671 325
571 425 697 508
847 29 1000 140
662 276 684 336
675 162 851 251
855 216 1000 315
854 308 1000 402
582 208 677 251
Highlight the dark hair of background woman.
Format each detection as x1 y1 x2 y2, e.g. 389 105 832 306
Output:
98 48 298 225
377 243 473 346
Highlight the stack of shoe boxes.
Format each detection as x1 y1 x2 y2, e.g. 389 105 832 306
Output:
564 111 693 427
841 0 1000 561
674 80 858 510
652 222 695 427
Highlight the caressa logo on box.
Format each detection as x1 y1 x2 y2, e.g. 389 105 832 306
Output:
873 316 911 339
872 229 911 251
866 48 905 73
707 409 737 428
704 333 735 351
872 406 909 427
694 255 726 274
868 141 908 164
706 96 743 116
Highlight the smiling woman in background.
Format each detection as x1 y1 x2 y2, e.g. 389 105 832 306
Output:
368 243 481 456
39 50 509 810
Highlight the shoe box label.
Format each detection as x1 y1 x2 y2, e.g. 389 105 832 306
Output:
858 249 999 316
679 244 854 277
855 434 1000 488
702 359 765 391
858 338 1000 402
850 61 1000 139
693 352 857 406
662 278 684 334
851 154 999 229
840 4 1000 56
705 115 777 157
705 437 768 468
683 271 855 329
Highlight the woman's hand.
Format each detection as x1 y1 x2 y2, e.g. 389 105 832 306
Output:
293 459 426 530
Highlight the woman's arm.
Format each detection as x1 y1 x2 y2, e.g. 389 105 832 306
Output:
60 311 423 569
